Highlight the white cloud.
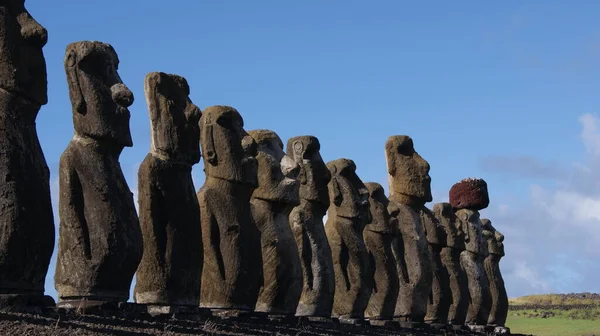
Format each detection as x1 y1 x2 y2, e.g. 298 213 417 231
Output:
481 114 600 297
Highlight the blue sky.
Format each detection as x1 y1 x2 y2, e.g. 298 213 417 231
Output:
27 1 600 300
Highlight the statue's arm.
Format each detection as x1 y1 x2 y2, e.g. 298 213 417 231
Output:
391 234 409 283
59 158 91 259
200 194 226 280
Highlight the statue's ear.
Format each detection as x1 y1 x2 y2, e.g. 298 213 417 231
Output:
65 49 86 114
203 124 217 165
331 177 343 206
292 141 307 184
458 212 470 242
385 145 396 176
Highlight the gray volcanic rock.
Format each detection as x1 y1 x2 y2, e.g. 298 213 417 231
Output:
134 72 203 306
384 135 432 324
55 41 142 304
249 129 303 315
197 106 262 312
363 182 399 320
0 0 55 304
287 136 335 317
325 159 372 320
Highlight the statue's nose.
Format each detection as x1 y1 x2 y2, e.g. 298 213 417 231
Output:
111 83 134 108
20 13 48 47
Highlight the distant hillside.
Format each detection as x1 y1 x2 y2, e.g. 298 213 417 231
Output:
507 293 600 336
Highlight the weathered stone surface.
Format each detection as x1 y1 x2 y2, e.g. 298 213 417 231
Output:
134 72 203 306
422 207 450 325
384 135 432 323
449 178 489 211
325 159 372 319
248 129 303 315
197 105 262 311
481 218 508 327
456 208 491 326
363 182 399 320
0 0 54 300
433 202 468 326
55 41 142 303
287 136 335 317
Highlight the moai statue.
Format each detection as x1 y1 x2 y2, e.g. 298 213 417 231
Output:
450 178 491 331
134 72 203 308
384 135 432 327
433 202 469 329
0 0 55 307
55 41 143 307
287 136 335 319
249 129 303 319
363 182 399 323
422 205 451 328
481 218 509 334
325 159 372 324
197 105 262 314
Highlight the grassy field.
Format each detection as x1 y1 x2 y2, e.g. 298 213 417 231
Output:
507 293 600 336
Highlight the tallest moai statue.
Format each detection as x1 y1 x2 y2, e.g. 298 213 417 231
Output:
0 0 55 306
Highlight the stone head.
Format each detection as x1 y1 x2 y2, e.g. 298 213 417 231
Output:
385 135 432 203
249 129 300 205
449 178 489 211
286 135 331 207
455 208 486 254
433 202 465 250
326 159 371 225
365 182 398 235
200 105 258 186
0 0 48 105
145 72 201 165
64 41 134 147
481 218 504 256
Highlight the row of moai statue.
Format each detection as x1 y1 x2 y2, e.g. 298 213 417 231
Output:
1 2 509 335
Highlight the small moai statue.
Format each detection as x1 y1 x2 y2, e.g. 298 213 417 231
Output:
422 204 451 328
325 159 372 324
249 129 303 319
384 135 432 327
481 218 510 335
0 0 55 308
450 178 492 331
197 106 263 315
433 202 469 329
134 72 203 308
363 182 400 323
55 41 143 308
287 136 336 319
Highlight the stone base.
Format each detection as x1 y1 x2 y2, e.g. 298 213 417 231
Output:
450 324 467 331
337 316 368 326
494 326 511 335
465 324 487 333
297 316 339 328
211 309 267 321
425 322 448 330
56 299 120 314
141 305 211 319
368 319 398 327
0 294 55 312
265 314 296 323
395 320 426 329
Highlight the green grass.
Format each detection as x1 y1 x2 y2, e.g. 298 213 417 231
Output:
507 314 600 336
507 294 600 336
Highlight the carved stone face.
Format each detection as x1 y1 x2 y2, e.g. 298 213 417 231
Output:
385 135 432 202
286 136 331 207
433 202 465 250
200 105 258 186
145 72 201 164
455 208 486 255
365 182 397 234
0 0 48 105
249 129 300 205
327 159 371 225
481 218 504 256
64 41 134 147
